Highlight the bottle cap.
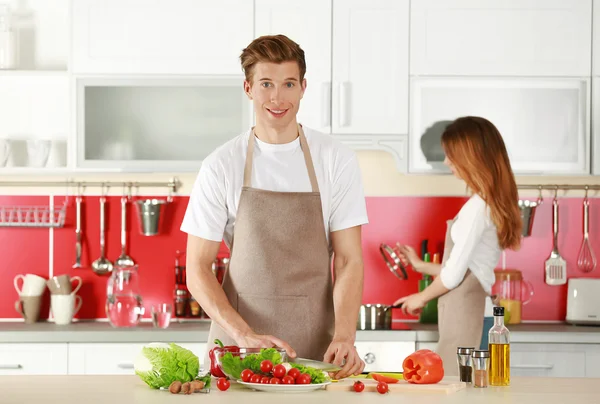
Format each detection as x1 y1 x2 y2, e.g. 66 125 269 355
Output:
472 350 490 358
493 306 505 316
457 347 475 355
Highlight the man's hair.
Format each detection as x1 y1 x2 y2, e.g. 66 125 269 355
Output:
240 34 306 83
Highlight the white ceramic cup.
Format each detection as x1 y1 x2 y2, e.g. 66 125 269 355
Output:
51 293 83 325
14 274 47 296
0 139 10 167
26 139 51 167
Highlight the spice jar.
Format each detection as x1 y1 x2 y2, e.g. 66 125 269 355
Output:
189 296 201 317
174 288 188 317
457 347 475 383
472 350 490 388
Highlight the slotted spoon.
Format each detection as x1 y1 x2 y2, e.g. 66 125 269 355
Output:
545 195 566 285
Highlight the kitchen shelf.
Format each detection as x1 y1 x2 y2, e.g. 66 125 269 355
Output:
0 201 67 228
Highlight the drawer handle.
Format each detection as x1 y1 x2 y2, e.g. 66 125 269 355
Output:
364 353 376 364
512 364 554 370
0 364 22 369
117 363 134 369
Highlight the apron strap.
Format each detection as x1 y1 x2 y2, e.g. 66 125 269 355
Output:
243 125 320 193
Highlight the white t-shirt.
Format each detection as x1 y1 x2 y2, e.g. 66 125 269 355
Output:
439 194 501 294
180 126 369 249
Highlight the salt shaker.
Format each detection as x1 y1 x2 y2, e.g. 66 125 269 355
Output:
472 350 490 388
457 347 475 383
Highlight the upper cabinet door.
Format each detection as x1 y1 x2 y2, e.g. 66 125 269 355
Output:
332 0 409 135
255 0 332 133
72 0 253 74
411 0 592 77
594 3 600 76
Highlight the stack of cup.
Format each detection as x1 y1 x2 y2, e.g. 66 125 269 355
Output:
14 274 47 324
46 275 83 325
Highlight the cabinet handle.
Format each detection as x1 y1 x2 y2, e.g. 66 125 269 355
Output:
364 352 376 364
512 364 554 370
321 82 331 128
117 363 134 369
0 364 22 369
339 82 351 128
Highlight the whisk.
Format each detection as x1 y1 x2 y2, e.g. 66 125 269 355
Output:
577 188 596 273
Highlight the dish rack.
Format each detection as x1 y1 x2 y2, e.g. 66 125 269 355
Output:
0 201 67 228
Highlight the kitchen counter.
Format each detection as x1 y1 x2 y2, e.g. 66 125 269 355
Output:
0 321 599 344
1 375 600 404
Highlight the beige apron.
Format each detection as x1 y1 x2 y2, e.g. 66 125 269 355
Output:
436 219 487 376
204 125 335 367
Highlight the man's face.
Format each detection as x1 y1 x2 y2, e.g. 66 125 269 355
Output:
244 61 306 130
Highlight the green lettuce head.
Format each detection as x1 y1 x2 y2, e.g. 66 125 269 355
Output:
134 342 200 389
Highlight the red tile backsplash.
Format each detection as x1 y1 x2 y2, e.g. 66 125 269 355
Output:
3 194 600 322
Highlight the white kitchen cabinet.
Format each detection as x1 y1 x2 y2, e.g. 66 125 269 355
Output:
593 78 600 175
410 77 591 175
71 0 253 74
416 342 438 351
75 77 251 172
354 341 413 372
411 0 592 77
255 0 332 134
0 343 68 375
332 0 409 136
67 343 207 375
594 5 600 76
511 343 587 378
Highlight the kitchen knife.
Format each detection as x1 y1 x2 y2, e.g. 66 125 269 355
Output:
289 357 342 372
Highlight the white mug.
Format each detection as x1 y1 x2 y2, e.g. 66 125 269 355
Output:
26 139 51 168
51 293 83 325
0 139 10 167
14 274 47 296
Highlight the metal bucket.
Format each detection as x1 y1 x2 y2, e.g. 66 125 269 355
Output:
135 199 168 236
519 199 540 237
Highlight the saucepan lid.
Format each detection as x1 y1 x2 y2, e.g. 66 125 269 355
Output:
380 243 409 280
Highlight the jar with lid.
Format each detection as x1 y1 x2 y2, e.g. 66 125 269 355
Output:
174 288 189 317
189 296 201 317
105 265 144 328
0 4 16 69
472 350 490 388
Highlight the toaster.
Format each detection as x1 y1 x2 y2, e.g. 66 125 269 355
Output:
566 278 600 325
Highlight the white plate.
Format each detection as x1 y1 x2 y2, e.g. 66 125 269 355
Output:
238 381 331 393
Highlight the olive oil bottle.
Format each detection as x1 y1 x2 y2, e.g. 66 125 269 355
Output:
489 306 510 386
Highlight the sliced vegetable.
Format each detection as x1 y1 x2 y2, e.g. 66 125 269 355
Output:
370 373 401 384
402 349 444 384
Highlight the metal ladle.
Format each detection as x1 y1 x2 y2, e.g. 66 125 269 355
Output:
115 186 134 267
92 187 113 275
577 187 596 273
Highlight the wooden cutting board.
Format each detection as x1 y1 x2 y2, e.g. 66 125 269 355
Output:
325 378 466 394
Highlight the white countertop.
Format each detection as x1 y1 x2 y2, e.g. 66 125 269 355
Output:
0 321 599 344
1 375 599 404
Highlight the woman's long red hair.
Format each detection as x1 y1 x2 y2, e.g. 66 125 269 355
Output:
442 116 522 250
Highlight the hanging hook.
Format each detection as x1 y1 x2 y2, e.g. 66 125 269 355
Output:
584 185 589 202
537 185 544 205
101 183 108 198
127 184 133 200
554 186 559 200
167 185 173 203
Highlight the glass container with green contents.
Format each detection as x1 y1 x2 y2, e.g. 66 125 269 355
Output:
418 242 439 324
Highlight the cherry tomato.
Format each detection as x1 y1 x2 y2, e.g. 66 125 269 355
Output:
353 380 365 393
216 377 230 391
272 364 286 379
376 381 389 394
241 369 254 383
260 360 273 374
260 376 270 384
249 374 261 384
297 373 311 385
269 377 281 384
282 375 295 384
287 368 301 381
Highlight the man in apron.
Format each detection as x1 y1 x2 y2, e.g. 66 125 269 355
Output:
181 34 369 379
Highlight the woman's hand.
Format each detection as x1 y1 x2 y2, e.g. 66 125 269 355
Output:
396 243 424 273
394 293 427 316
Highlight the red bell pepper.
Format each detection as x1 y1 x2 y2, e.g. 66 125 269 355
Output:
209 339 239 377
402 349 444 384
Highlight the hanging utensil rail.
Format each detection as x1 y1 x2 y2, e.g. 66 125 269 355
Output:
0 177 181 193
518 184 600 192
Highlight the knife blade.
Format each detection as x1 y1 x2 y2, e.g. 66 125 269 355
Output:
289 357 342 372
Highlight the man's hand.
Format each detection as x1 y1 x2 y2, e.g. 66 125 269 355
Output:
323 339 365 379
234 331 297 358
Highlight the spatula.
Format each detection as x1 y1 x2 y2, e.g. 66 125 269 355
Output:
545 195 566 285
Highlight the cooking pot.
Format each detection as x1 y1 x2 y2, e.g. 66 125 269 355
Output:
356 303 403 330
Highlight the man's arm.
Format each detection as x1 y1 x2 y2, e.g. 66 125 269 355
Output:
186 235 296 355
323 225 365 378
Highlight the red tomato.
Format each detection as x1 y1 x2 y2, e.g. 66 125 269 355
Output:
249 374 261 384
216 377 230 391
260 360 273 374
287 368 301 381
371 373 400 384
376 382 389 394
402 349 444 384
297 373 311 385
281 376 295 384
241 369 254 383
272 364 286 379
269 377 281 384
260 376 270 384
353 381 365 393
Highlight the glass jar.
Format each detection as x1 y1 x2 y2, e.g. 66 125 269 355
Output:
174 288 189 317
105 265 144 328
492 269 534 324
189 296 201 317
